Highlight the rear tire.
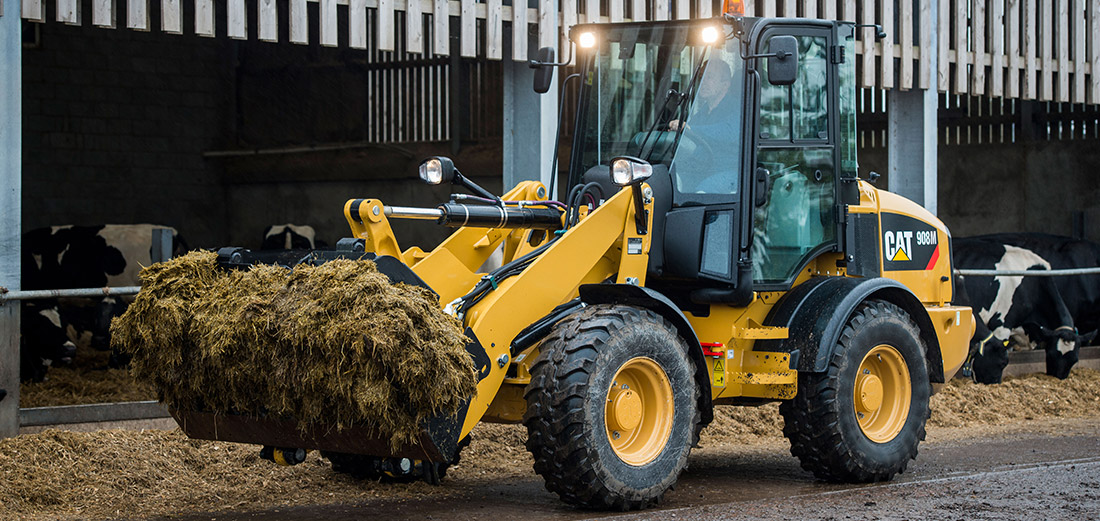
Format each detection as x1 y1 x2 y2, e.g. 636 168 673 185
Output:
523 305 699 510
779 299 930 482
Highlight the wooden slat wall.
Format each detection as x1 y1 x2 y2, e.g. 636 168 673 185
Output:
14 0 1100 104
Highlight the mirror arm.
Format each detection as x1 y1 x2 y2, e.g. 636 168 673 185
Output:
741 50 792 60
855 23 888 40
528 42 575 68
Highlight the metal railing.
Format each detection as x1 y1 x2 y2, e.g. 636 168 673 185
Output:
955 267 1100 277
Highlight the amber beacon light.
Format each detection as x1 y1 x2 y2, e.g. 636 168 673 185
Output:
723 0 745 17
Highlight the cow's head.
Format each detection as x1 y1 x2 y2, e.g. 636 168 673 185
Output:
1038 326 1097 379
968 327 1011 384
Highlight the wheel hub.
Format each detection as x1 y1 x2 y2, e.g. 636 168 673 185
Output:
854 345 912 443
857 373 884 411
609 389 643 431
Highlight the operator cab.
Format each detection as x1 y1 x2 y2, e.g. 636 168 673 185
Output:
565 17 858 309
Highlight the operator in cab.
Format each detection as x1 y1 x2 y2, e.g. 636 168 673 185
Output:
669 53 743 197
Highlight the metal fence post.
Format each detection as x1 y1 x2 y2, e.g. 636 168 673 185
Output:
0 2 23 438
151 228 174 263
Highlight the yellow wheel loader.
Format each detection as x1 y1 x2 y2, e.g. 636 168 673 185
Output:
170 10 974 510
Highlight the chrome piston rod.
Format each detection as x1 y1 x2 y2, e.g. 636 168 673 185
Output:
384 206 445 220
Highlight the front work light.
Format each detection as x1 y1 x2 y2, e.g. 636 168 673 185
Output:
419 156 455 185
578 31 597 48
611 157 654 187
701 26 720 44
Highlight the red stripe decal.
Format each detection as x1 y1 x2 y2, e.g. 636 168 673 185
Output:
925 243 940 270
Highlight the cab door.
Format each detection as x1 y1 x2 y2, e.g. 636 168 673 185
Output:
751 25 841 288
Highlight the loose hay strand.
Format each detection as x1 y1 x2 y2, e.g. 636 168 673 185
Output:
110 251 476 448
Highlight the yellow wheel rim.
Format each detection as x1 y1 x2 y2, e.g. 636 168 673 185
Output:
605 357 674 466
854 345 912 443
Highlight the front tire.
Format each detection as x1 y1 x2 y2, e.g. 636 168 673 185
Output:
523 305 699 510
779 299 931 482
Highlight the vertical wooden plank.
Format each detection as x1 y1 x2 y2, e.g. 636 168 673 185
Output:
1073 0 1085 102
319 0 336 46
289 0 307 43
127 0 149 30
823 0 835 19
678 0 690 19
784 0 796 17
955 0 969 93
256 0 277 41
513 0 528 61
861 0 874 88
744 0 755 17
228 0 247 40
435 0 449 56
699 0 712 18
1008 0 1020 97
900 0 913 89
539 0 554 48
93 0 115 27
1091 0 1100 103
488 0 502 58
350 0 367 48
805 0 818 18
843 0 854 24
588 0 600 22
990 0 1004 95
938 0 949 91
633 0 646 20
1039 0 1052 100
763 0 775 17
563 0 577 63
1057 0 1069 101
22 0 44 22
162 0 182 34
612 0 624 21
972 0 985 94
460 0 474 56
918 0 932 88
380 0 396 51
881 0 894 88
1024 0 1037 98
57 0 81 24
408 0 424 53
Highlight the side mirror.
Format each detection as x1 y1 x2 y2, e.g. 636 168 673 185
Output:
533 47 556 94
766 35 798 86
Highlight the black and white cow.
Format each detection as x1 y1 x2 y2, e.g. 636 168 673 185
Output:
20 300 77 382
954 234 1100 383
20 224 187 376
261 224 323 250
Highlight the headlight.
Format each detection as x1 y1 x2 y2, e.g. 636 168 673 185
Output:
610 157 654 187
578 31 597 49
418 156 455 185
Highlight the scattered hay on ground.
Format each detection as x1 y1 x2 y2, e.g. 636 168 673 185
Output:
19 344 154 408
110 251 476 448
3 369 1098 520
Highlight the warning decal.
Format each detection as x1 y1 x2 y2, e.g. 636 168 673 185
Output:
711 358 726 388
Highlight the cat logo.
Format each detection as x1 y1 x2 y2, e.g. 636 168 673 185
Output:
883 230 914 262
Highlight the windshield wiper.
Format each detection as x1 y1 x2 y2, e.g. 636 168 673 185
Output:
633 87 685 160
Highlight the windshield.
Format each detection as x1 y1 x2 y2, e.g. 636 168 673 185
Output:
571 23 745 203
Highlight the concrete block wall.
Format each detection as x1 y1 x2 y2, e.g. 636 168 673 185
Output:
21 12 235 248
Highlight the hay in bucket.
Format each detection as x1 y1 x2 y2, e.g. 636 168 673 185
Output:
110 251 476 448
